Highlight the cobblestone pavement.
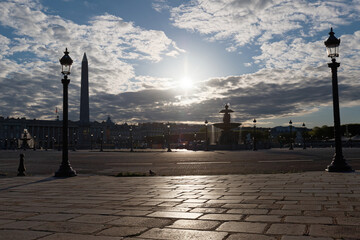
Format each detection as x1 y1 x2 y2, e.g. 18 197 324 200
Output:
1 171 360 239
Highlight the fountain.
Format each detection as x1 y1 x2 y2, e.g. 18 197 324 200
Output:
213 104 241 146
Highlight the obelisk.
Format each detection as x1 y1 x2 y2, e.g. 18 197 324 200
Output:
80 53 89 125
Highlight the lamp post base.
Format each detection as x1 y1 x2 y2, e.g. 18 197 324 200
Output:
55 164 77 177
326 155 354 172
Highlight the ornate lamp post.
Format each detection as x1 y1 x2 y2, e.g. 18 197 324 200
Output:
205 120 208 151
33 136 36 151
73 132 76 151
119 134 122 149
167 123 172 152
130 127 134 152
253 119 257 151
289 120 294 150
100 130 104 152
55 48 76 177
268 129 272 149
45 135 48 151
302 123 306 150
194 132 197 151
90 134 93 150
324 28 353 172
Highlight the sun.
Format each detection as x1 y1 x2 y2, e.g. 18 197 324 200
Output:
180 76 193 89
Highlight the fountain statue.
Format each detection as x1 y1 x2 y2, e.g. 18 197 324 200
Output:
213 104 241 145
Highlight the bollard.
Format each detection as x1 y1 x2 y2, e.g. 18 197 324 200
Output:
17 153 26 176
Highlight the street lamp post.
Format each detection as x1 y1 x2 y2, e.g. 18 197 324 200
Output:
33 136 36 151
324 28 353 172
302 123 306 150
130 127 134 152
90 134 93 150
205 120 208 151
100 130 104 152
167 123 172 152
73 132 76 151
253 119 257 151
45 135 48 151
289 120 294 150
194 132 197 151
268 129 272 149
55 48 76 177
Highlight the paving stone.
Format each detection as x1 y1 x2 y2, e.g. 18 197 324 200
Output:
226 233 277 240
109 216 172 228
282 205 321 211
189 208 226 213
38 232 123 240
227 209 269 215
0 211 38 220
24 213 79 222
0 229 51 240
269 210 302 215
336 216 360 225
303 210 344 218
183 199 207 203
0 220 44 229
216 221 267 233
139 227 228 240
168 219 220 230
245 215 282 222
0 219 14 225
284 216 333 224
309 224 360 238
147 211 202 219
114 210 153 216
223 204 259 209
281 236 333 240
97 226 147 237
31 221 106 234
63 208 118 215
267 223 306 235
70 214 119 224
200 213 243 221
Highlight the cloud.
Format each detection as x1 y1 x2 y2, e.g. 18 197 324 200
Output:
170 0 358 49
0 0 359 126
0 0 184 120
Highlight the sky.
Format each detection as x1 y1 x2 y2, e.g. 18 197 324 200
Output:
0 0 360 128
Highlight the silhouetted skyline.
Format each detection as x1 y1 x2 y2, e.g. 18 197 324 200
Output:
0 0 360 127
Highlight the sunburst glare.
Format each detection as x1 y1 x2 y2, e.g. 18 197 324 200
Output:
180 76 193 89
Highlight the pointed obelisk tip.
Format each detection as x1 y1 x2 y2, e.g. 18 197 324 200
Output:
82 52 87 62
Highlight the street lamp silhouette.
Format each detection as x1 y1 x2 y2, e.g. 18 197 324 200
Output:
302 123 306 150
205 120 208 151
194 132 197 151
100 130 104 152
55 48 76 177
289 120 294 150
73 132 76 151
129 127 134 152
324 28 353 172
253 119 257 151
90 134 93 150
33 136 36 151
45 135 48 151
167 123 172 152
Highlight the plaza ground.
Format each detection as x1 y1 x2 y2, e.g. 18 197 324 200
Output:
1 148 360 177
1 171 360 239
1 148 360 239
